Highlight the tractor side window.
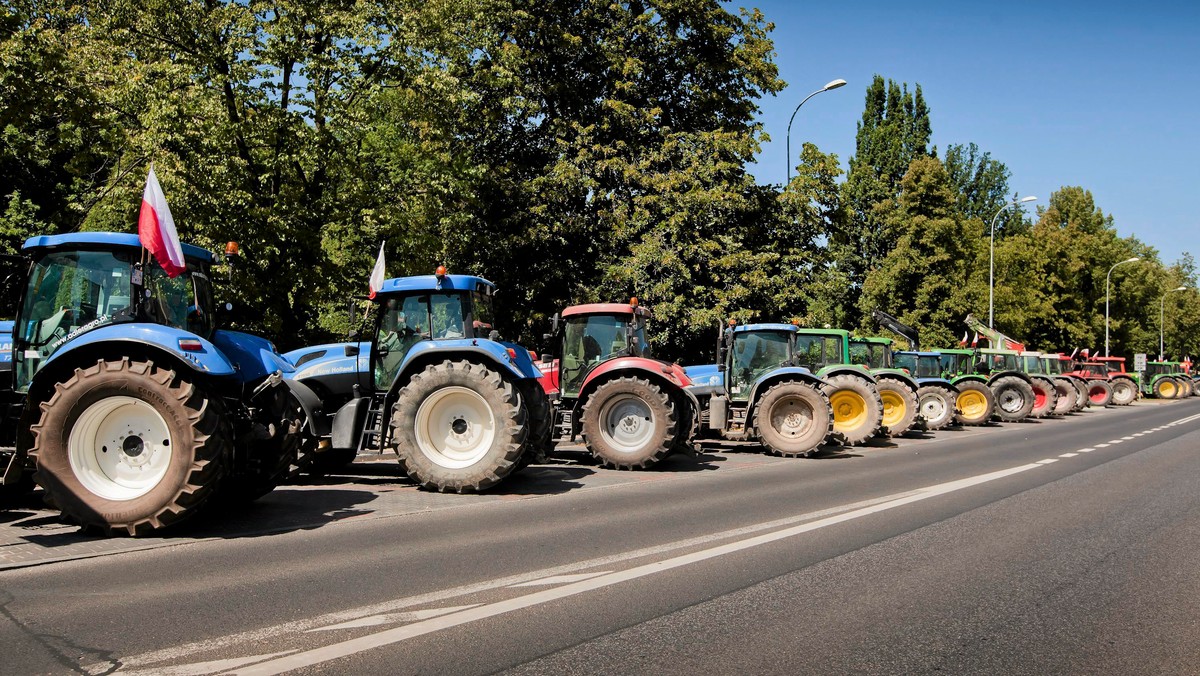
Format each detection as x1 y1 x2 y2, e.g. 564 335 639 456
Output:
431 293 466 340
794 335 826 371
471 288 494 335
561 315 628 397
895 353 916 373
849 343 870 366
729 331 790 402
15 250 132 391
632 319 651 358
374 295 428 391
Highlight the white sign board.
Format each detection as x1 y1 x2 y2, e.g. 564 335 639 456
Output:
1134 353 1148 372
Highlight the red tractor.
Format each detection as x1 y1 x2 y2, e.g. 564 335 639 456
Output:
1062 352 1115 407
538 299 697 469
1090 356 1140 405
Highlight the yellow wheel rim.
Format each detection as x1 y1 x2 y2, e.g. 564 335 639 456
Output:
958 390 988 419
880 390 906 428
1158 380 1177 398
829 389 868 434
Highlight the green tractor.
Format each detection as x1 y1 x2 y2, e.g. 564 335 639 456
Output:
848 337 923 437
1142 360 1193 399
937 347 1035 423
790 327 886 445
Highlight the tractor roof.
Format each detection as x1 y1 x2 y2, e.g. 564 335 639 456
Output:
793 327 850 338
851 336 893 345
1093 356 1125 362
732 323 796 334
377 274 494 295
938 348 973 355
897 350 944 357
562 303 651 319
980 347 1021 355
23 232 218 262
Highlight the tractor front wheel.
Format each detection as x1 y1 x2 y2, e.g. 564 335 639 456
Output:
29 359 228 535
1071 379 1090 410
954 381 994 426
821 375 883 446
1029 376 1058 419
876 378 918 437
581 376 677 470
392 360 527 492
916 385 956 431
753 380 832 457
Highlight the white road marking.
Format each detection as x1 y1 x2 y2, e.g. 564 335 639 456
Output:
1059 453 1078 458
306 606 483 632
1133 432 1146 437
1037 459 1059 464
1077 448 1095 453
217 463 1046 675
1122 436 1137 440
1095 444 1110 448
119 650 299 676
1108 440 1124 444
511 572 612 587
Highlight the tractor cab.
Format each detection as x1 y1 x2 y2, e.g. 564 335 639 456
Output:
551 300 652 399
1072 361 1109 379
13 233 220 393
978 348 1021 375
723 324 796 403
937 349 975 379
849 337 894 369
894 352 943 379
792 328 851 373
1093 356 1128 375
1020 352 1047 374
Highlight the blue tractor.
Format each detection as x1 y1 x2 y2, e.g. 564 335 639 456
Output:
0 233 326 534
283 269 547 492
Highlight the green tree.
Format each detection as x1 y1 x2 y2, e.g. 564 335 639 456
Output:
942 142 1028 236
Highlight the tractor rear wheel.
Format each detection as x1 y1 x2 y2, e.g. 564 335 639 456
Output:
581 376 677 469
821 375 883 446
990 376 1036 422
1153 377 1177 399
954 381 994 426
29 359 228 535
753 380 832 457
1028 376 1058 419
1109 378 1138 406
916 385 956 431
514 381 552 470
1051 378 1077 415
1181 377 1196 398
1087 379 1114 407
875 378 918 437
392 360 527 492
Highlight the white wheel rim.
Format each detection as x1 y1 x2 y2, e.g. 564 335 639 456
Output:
68 396 173 501
999 389 1025 413
920 394 947 422
599 394 656 454
769 394 816 438
414 386 497 469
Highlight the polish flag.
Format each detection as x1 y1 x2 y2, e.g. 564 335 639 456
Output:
368 242 386 298
970 332 979 348
959 331 968 347
138 166 186 278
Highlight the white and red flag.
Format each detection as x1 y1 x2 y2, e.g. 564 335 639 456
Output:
368 242 386 298
137 166 186 278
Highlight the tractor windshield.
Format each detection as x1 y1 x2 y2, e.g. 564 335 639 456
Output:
938 353 972 378
1099 360 1124 374
1021 355 1045 374
850 341 891 369
1042 358 1064 375
727 330 791 402
1077 363 1107 377
15 249 135 391
984 352 1019 372
794 334 843 372
896 353 941 378
560 313 646 397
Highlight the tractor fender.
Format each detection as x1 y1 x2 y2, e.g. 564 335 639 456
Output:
873 369 920 392
951 374 988 386
210 330 296 383
274 374 331 437
1109 373 1137 385
391 338 542 392
817 364 878 385
576 358 697 435
744 367 826 431
914 377 958 392
986 369 1032 387
38 323 236 378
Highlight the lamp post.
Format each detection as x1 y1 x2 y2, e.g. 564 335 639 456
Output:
785 78 846 185
1160 286 1188 359
1104 257 1140 356
988 195 1038 328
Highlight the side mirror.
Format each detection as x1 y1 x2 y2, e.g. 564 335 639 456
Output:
541 353 553 364
348 329 360 342
344 344 360 357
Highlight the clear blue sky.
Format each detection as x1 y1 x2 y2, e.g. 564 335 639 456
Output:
739 1 1199 266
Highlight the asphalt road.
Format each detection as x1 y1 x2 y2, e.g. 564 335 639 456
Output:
3 398 1200 675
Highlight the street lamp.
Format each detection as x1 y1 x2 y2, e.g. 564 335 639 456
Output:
786 78 847 185
1104 256 1140 356
1160 286 1188 359
988 195 1038 328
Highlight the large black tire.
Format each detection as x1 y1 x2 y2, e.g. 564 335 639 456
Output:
1028 376 1058 419
1180 377 1196 398
391 360 527 492
875 377 918 437
218 384 306 503
1086 379 1113 407
29 359 228 536
954 380 994 426
514 381 552 471
1051 378 1077 415
821 374 883 446
752 380 832 457
1070 378 1089 410
1152 377 1177 399
990 376 1036 422
581 376 678 470
916 385 956 431
1109 377 1138 406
